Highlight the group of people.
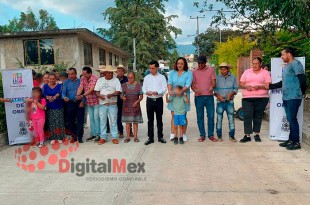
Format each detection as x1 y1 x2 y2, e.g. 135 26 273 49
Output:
0 47 305 151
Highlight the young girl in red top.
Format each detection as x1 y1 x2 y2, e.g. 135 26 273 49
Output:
25 87 46 148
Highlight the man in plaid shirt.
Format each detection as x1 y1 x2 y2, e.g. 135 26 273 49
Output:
77 67 100 141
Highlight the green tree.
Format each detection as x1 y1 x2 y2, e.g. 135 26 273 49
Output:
168 49 179 68
98 0 182 71
213 36 256 75
194 27 244 57
0 7 58 32
194 0 310 42
257 30 310 88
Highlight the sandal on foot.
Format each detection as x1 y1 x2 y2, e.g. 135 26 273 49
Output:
198 137 205 142
124 138 130 143
134 138 139 142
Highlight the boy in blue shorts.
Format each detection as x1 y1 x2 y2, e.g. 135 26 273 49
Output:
166 85 189 145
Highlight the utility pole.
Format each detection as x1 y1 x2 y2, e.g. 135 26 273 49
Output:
133 38 137 72
190 15 205 56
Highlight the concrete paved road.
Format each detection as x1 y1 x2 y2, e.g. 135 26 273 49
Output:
1 95 310 205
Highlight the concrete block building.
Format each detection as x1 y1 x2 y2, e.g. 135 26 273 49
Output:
0 28 130 74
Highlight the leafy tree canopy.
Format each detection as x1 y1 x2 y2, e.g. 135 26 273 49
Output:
194 0 310 43
0 7 59 32
194 27 244 57
213 36 256 75
98 0 182 70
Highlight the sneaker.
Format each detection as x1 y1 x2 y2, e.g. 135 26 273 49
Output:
240 135 251 143
170 133 175 141
38 142 44 148
286 142 301 150
50 140 56 145
183 134 188 142
254 134 261 142
98 139 106 145
218 136 223 142
179 137 184 144
279 140 292 147
174 137 178 145
229 137 237 143
86 136 96 142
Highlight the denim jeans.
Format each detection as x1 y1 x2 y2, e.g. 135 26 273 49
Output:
216 101 235 137
99 104 118 140
88 104 100 137
283 99 302 143
194 95 215 138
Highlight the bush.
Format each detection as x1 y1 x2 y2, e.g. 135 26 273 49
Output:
0 72 7 133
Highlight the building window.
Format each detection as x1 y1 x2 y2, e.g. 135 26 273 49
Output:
83 41 93 66
114 55 119 66
24 39 54 65
109 52 113 65
99 48 106 65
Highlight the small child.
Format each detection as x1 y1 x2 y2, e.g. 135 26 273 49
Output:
166 85 189 145
25 87 46 148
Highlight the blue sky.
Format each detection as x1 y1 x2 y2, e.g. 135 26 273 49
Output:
0 0 227 46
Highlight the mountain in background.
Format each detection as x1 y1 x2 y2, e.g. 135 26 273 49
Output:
176 44 196 56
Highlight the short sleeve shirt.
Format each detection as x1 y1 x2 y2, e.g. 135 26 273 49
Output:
94 77 122 105
192 67 216 96
240 68 271 98
79 75 99 106
168 70 193 95
169 96 186 115
282 60 304 100
30 98 46 120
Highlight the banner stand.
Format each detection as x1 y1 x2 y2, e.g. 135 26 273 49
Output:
269 57 305 142
2 69 33 145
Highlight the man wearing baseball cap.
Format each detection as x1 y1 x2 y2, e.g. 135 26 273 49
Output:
192 56 217 142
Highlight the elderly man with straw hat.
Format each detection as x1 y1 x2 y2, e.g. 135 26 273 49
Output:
94 65 122 145
214 62 238 142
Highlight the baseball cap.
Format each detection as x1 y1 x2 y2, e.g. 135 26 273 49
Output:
197 56 207 63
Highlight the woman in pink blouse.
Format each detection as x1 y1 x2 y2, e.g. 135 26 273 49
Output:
239 57 271 143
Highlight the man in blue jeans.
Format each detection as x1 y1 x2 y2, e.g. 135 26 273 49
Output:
214 62 238 142
192 56 217 142
268 47 306 150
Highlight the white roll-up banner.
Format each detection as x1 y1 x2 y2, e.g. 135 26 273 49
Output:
2 69 33 145
269 57 305 141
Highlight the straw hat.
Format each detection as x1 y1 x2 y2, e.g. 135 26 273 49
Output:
219 62 232 69
102 65 117 72
117 64 126 73
97 65 106 72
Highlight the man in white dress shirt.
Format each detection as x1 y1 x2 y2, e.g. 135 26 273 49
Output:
142 60 167 145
